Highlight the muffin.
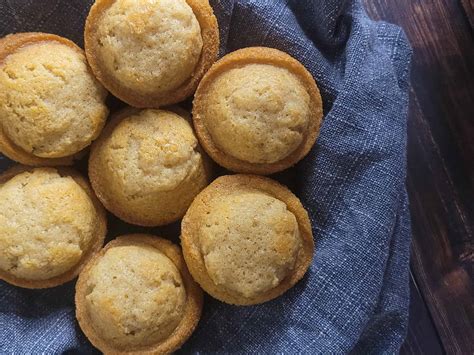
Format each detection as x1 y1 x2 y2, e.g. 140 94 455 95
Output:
181 174 314 305
85 0 219 108
193 47 323 175
89 108 212 226
0 166 107 288
0 32 109 166
75 234 203 353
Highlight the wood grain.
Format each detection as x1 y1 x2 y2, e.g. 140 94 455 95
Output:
460 0 474 28
401 274 443 355
364 0 474 354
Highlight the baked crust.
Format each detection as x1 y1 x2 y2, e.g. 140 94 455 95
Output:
88 107 213 227
181 174 314 305
192 47 323 175
75 234 203 354
85 0 219 108
0 165 107 288
0 32 94 166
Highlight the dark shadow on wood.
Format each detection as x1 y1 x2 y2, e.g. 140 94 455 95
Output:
364 0 474 354
400 273 443 355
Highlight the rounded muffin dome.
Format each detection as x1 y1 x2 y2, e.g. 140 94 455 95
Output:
0 166 107 288
200 191 301 299
75 234 203 353
94 0 202 95
85 245 186 348
193 47 323 175
89 108 212 226
85 0 219 107
0 33 108 164
181 174 314 305
201 64 311 164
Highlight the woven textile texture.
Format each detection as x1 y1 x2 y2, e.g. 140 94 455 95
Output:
0 0 412 353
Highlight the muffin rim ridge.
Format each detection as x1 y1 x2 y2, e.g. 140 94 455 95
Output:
0 32 107 166
75 233 203 354
0 164 107 289
181 173 314 305
192 46 323 175
84 0 220 108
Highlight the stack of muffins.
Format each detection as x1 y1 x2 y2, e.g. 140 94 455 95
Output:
0 0 323 353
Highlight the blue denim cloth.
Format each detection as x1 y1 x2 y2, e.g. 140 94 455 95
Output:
0 0 412 353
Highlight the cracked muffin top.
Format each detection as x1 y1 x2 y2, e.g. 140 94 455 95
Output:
89 108 211 226
181 174 314 305
85 0 219 107
193 47 323 175
75 234 203 353
0 32 108 165
0 166 106 288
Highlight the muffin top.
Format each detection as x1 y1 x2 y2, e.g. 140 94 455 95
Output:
0 168 101 283
85 0 219 107
97 109 200 195
94 0 202 96
75 235 203 353
201 64 310 164
181 174 314 305
85 245 186 348
0 33 108 159
199 191 301 299
89 108 210 226
193 47 323 175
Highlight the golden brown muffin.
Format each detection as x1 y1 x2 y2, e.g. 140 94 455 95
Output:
76 234 203 354
85 0 219 108
0 32 109 166
193 47 323 175
0 165 107 288
89 108 212 227
181 174 314 305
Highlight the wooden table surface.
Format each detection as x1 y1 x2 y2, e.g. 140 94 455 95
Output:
363 0 474 353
